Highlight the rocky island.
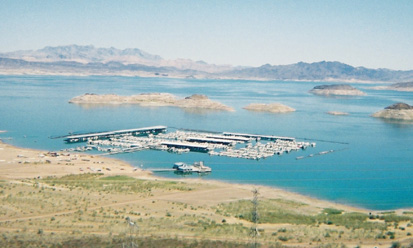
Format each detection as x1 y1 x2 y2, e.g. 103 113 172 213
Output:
309 84 366 96
243 103 295 113
327 111 349 116
372 102 413 121
371 82 413 92
69 93 235 111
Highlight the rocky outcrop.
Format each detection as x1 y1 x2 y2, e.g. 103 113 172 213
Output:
384 102 413 110
69 93 234 111
243 103 295 113
372 102 413 121
371 82 413 92
309 84 366 96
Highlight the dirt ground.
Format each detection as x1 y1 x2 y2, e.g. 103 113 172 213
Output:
1 140 412 247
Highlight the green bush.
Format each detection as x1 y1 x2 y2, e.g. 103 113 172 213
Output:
323 208 343 215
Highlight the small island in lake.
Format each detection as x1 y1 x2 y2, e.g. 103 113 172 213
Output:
327 111 349 116
371 102 413 121
243 103 295 113
69 93 234 111
309 84 366 96
371 81 413 92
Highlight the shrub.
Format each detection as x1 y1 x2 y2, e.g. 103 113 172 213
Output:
278 236 289 242
323 208 343 215
390 242 401 248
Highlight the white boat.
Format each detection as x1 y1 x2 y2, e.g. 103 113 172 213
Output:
176 163 194 172
173 161 211 173
192 161 212 173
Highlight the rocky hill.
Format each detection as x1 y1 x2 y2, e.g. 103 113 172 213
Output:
0 45 232 74
309 84 366 96
220 61 413 82
1 45 413 82
372 102 413 121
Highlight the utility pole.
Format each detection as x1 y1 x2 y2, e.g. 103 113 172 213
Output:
123 217 139 248
250 188 259 248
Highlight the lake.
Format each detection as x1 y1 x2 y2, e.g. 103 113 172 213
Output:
0 75 412 210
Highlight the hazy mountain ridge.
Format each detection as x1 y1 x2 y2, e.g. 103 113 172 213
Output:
0 45 231 74
0 57 204 78
1 45 413 82
223 61 413 82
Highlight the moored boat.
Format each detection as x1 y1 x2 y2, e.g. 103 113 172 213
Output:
173 161 211 173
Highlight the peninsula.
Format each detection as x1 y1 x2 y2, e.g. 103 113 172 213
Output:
309 84 366 96
69 93 234 111
243 103 295 113
372 102 413 121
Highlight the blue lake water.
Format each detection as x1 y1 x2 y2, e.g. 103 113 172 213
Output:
0 75 412 210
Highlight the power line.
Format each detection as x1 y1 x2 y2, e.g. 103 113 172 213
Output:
250 188 259 248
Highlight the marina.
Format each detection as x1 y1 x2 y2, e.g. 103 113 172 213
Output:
62 126 315 160
2 75 413 210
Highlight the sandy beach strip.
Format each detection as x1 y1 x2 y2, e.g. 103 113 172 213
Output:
0 140 399 214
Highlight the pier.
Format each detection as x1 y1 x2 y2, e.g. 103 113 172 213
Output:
61 125 315 160
223 132 295 142
161 141 209 153
64 126 167 143
206 135 250 142
186 137 235 145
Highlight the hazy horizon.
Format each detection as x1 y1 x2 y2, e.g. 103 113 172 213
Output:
1 0 413 70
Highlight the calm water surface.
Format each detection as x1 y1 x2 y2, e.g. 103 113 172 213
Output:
0 75 412 210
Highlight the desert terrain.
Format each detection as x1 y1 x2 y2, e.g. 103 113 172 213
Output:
0 141 412 247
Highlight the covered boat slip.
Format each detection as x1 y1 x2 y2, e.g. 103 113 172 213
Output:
64 126 167 143
223 132 295 142
161 141 209 152
61 125 313 160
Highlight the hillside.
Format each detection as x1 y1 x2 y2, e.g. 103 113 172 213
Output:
222 61 413 82
1 45 413 82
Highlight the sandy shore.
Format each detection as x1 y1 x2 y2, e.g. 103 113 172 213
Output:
0 140 371 213
2 140 413 247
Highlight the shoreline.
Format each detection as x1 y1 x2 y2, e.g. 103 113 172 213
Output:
2 139 413 247
0 71 393 84
1 139 410 214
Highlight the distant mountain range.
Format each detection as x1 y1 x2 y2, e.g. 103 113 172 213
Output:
1 45 412 82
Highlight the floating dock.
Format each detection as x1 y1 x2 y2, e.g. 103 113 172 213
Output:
62 126 315 160
160 141 209 152
186 137 235 145
223 132 295 142
206 135 250 142
64 126 167 143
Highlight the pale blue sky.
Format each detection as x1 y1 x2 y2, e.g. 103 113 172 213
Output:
1 0 412 70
